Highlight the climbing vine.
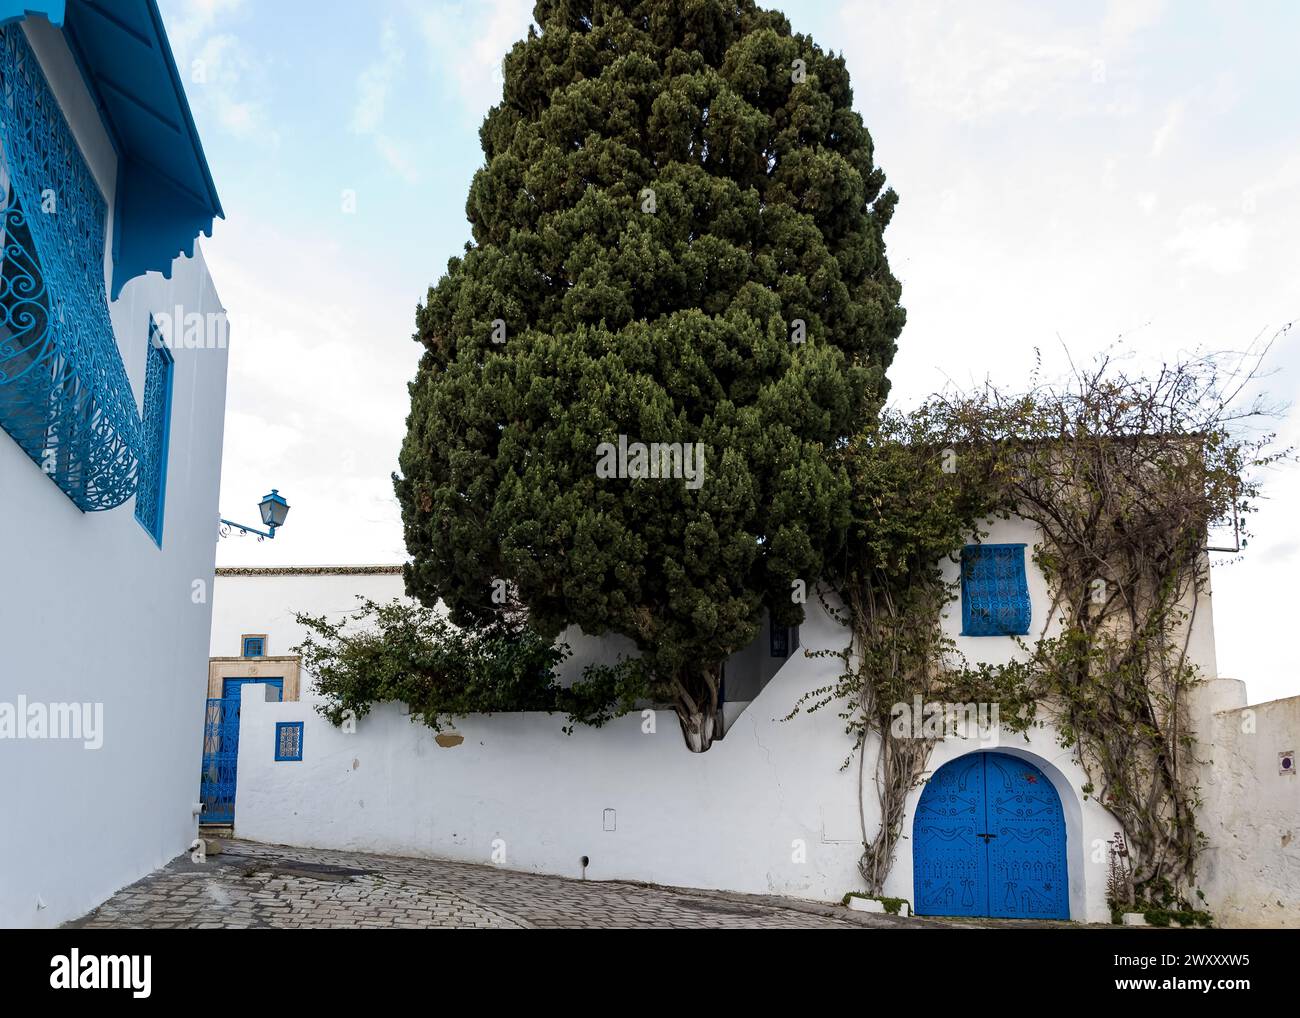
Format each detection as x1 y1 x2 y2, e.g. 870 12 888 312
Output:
802 339 1288 910
790 402 1032 894
944 345 1286 909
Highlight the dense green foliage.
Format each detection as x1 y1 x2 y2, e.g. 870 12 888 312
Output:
295 599 647 733
396 0 904 747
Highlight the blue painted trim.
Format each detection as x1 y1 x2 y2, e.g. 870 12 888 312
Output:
133 316 173 546
219 518 279 539
108 156 217 299
960 543 1031 637
242 636 266 658
222 676 283 700
199 696 235 823
275 721 304 762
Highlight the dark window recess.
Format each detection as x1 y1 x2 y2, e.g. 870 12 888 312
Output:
770 618 789 658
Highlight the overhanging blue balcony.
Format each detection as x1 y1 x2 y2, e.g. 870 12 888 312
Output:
0 23 139 509
0 3 222 514
1 0 224 298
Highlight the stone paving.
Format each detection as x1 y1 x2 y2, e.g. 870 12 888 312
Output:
67 839 943 929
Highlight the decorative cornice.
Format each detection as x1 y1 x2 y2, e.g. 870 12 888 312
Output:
215 565 405 577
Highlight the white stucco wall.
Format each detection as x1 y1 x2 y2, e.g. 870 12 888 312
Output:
939 516 1219 678
217 512 1249 926
0 23 229 928
1194 679 1300 927
230 577 1120 922
210 568 407 661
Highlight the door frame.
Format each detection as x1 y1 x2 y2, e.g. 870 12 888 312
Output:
199 677 284 826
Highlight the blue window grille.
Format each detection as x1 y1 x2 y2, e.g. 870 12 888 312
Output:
0 26 143 511
960 544 1031 636
275 722 303 762
242 635 266 658
133 318 172 544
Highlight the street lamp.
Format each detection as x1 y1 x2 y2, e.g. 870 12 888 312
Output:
220 489 291 541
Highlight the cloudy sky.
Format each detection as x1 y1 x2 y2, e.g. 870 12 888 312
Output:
159 0 1300 703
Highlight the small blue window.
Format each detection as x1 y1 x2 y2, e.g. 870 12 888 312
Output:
242 636 266 658
133 318 173 546
275 722 303 761
960 544 1031 636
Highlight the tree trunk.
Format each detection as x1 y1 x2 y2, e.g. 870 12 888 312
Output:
671 663 723 753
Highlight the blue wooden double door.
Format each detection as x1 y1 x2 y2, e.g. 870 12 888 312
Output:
913 752 1069 920
199 677 282 824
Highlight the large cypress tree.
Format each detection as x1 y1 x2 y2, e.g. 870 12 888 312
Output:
396 0 904 750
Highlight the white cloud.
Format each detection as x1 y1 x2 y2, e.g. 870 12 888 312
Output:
351 21 420 183
409 0 533 118
162 1 279 147
840 2 1105 121
164 0 246 54
203 214 417 568
1149 99 1184 157
1101 0 1167 42
1165 204 1252 274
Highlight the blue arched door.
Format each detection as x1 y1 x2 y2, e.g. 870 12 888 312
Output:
913 752 1069 919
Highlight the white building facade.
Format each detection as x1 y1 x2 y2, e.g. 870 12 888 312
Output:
0 4 227 928
209 516 1298 927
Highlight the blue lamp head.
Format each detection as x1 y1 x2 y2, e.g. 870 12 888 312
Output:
258 489 290 529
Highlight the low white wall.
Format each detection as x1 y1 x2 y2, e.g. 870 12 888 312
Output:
232 597 865 900
1195 680 1300 927
233 593 1116 921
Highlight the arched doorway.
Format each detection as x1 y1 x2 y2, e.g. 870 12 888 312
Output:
913 752 1069 919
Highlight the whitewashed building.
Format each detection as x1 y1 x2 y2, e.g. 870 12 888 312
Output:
209 520 1300 928
0 4 227 928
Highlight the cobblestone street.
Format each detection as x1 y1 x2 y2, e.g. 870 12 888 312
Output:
67 839 938 929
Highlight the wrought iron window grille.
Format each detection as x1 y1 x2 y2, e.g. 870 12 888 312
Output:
960 543 1032 637
275 721 303 762
0 26 151 514
133 317 172 544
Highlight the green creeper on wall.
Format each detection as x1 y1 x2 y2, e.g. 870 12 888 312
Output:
396 0 905 751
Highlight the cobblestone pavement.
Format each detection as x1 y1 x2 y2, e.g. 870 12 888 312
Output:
67 839 943 929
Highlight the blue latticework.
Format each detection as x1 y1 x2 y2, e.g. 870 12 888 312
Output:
133 318 172 543
275 721 303 762
199 698 238 824
0 25 141 511
960 544 1031 636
